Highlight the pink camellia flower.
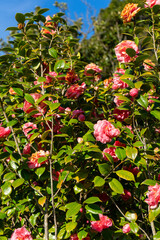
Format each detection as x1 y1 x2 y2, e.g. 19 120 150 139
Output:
94 120 120 144
70 233 90 240
148 95 159 104
11 226 33 240
143 59 155 70
72 109 84 119
23 93 47 118
122 223 131 233
115 40 139 63
78 114 85 122
41 15 57 36
123 164 139 176
28 150 49 169
145 183 160 209
91 214 112 233
103 147 118 162
84 63 102 76
145 0 160 8
121 3 140 23
104 77 113 88
23 143 31 155
0 127 11 138
114 96 124 106
22 122 38 139
112 69 128 90
65 83 86 99
113 108 130 122
121 189 132 201
129 88 139 98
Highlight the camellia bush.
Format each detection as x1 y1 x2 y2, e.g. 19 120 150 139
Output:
0 1 160 239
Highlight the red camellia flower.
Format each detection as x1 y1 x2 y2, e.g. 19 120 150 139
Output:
91 214 112 232
115 40 139 63
129 88 139 98
94 120 120 144
70 233 90 240
113 108 130 122
121 189 132 201
121 3 140 23
22 122 38 139
11 226 33 240
114 140 126 147
145 0 160 8
28 150 49 169
23 93 47 118
112 69 128 90
0 127 11 138
122 223 131 233
65 83 86 99
65 69 79 84
52 169 63 181
145 183 160 209
23 143 31 155
103 147 118 162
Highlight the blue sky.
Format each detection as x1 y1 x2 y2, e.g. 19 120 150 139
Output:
0 0 110 41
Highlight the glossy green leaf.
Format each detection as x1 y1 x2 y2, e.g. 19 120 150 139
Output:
15 13 25 23
126 48 136 57
115 147 126 160
126 147 138 160
66 222 77 232
49 48 58 58
78 230 88 240
12 88 23 96
35 167 46 178
109 178 124 194
73 183 83 194
0 212 6 220
0 163 4 176
137 96 148 109
141 179 157 186
153 231 160 240
85 204 102 214
3 172 16 181
29 132 39 142
49 102 60 111
125 211 137 221
98 163 110 176
149 204 160 222
66 202 81 219
4 141 15 147
37 77 46 83
29 213 40 226
129 222 139 234
85 121 94 130
54 60 65 72
38 156 48 164
151 110 160 121
25 94 35 105
93 176 105 187
12 178 25 188
1 182 12 195
116 170 135 182
7 120 18 127
84 197 101 204
37 8 49 14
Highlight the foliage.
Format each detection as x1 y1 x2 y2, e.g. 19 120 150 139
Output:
0 2 160 240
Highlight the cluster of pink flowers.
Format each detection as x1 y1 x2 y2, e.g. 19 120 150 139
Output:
0 126 11 138
145 183 160 209
121 3 140 23
41 15 57 36
122 223 131 233
113 108 130 122
103 140 125 162
65 82 86 99
115 40 139 63
11 226 33 240
94 120 120 144
84 63 102 81
112 69 128 90
145 0 160 8
91 214 112 232
28 150 49 169
65 69 79 84
23 93 47 118
22 122 37 139
72 109 85 122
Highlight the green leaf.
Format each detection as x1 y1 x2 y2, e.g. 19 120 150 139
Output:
78 230 88 240
3 172 16 181
29 133 39 142
25 94 35 105
38 196 46 207
151 110 160 121
12 88 23 96
126 48 136 57
129 222 139 234
93 176 105 187
7 120 18 127
125 211 137 221
126 147 138 160
84 197 101 204
141 179 157 186
66 202 81 219
15 13 25 23
73 183 83 194
37 8 49 14
85 204 102 215
0 163 4 176
1 182 12 195
154 231 160 240
6 27 19 31
109 178 124 194
116 170 135 182
98 163 110 176
66 222 77 232
0 212 6 220
137 95 148 109
29 213 40 226
54 60 65 72
37 77 46 83
4 141 15 147
35 167 45 178
49 102 60 111
85 121 94 130
38 156 48 164
115 148 126 160
12 178 25 188
149 204 160 222
49 48 58 58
